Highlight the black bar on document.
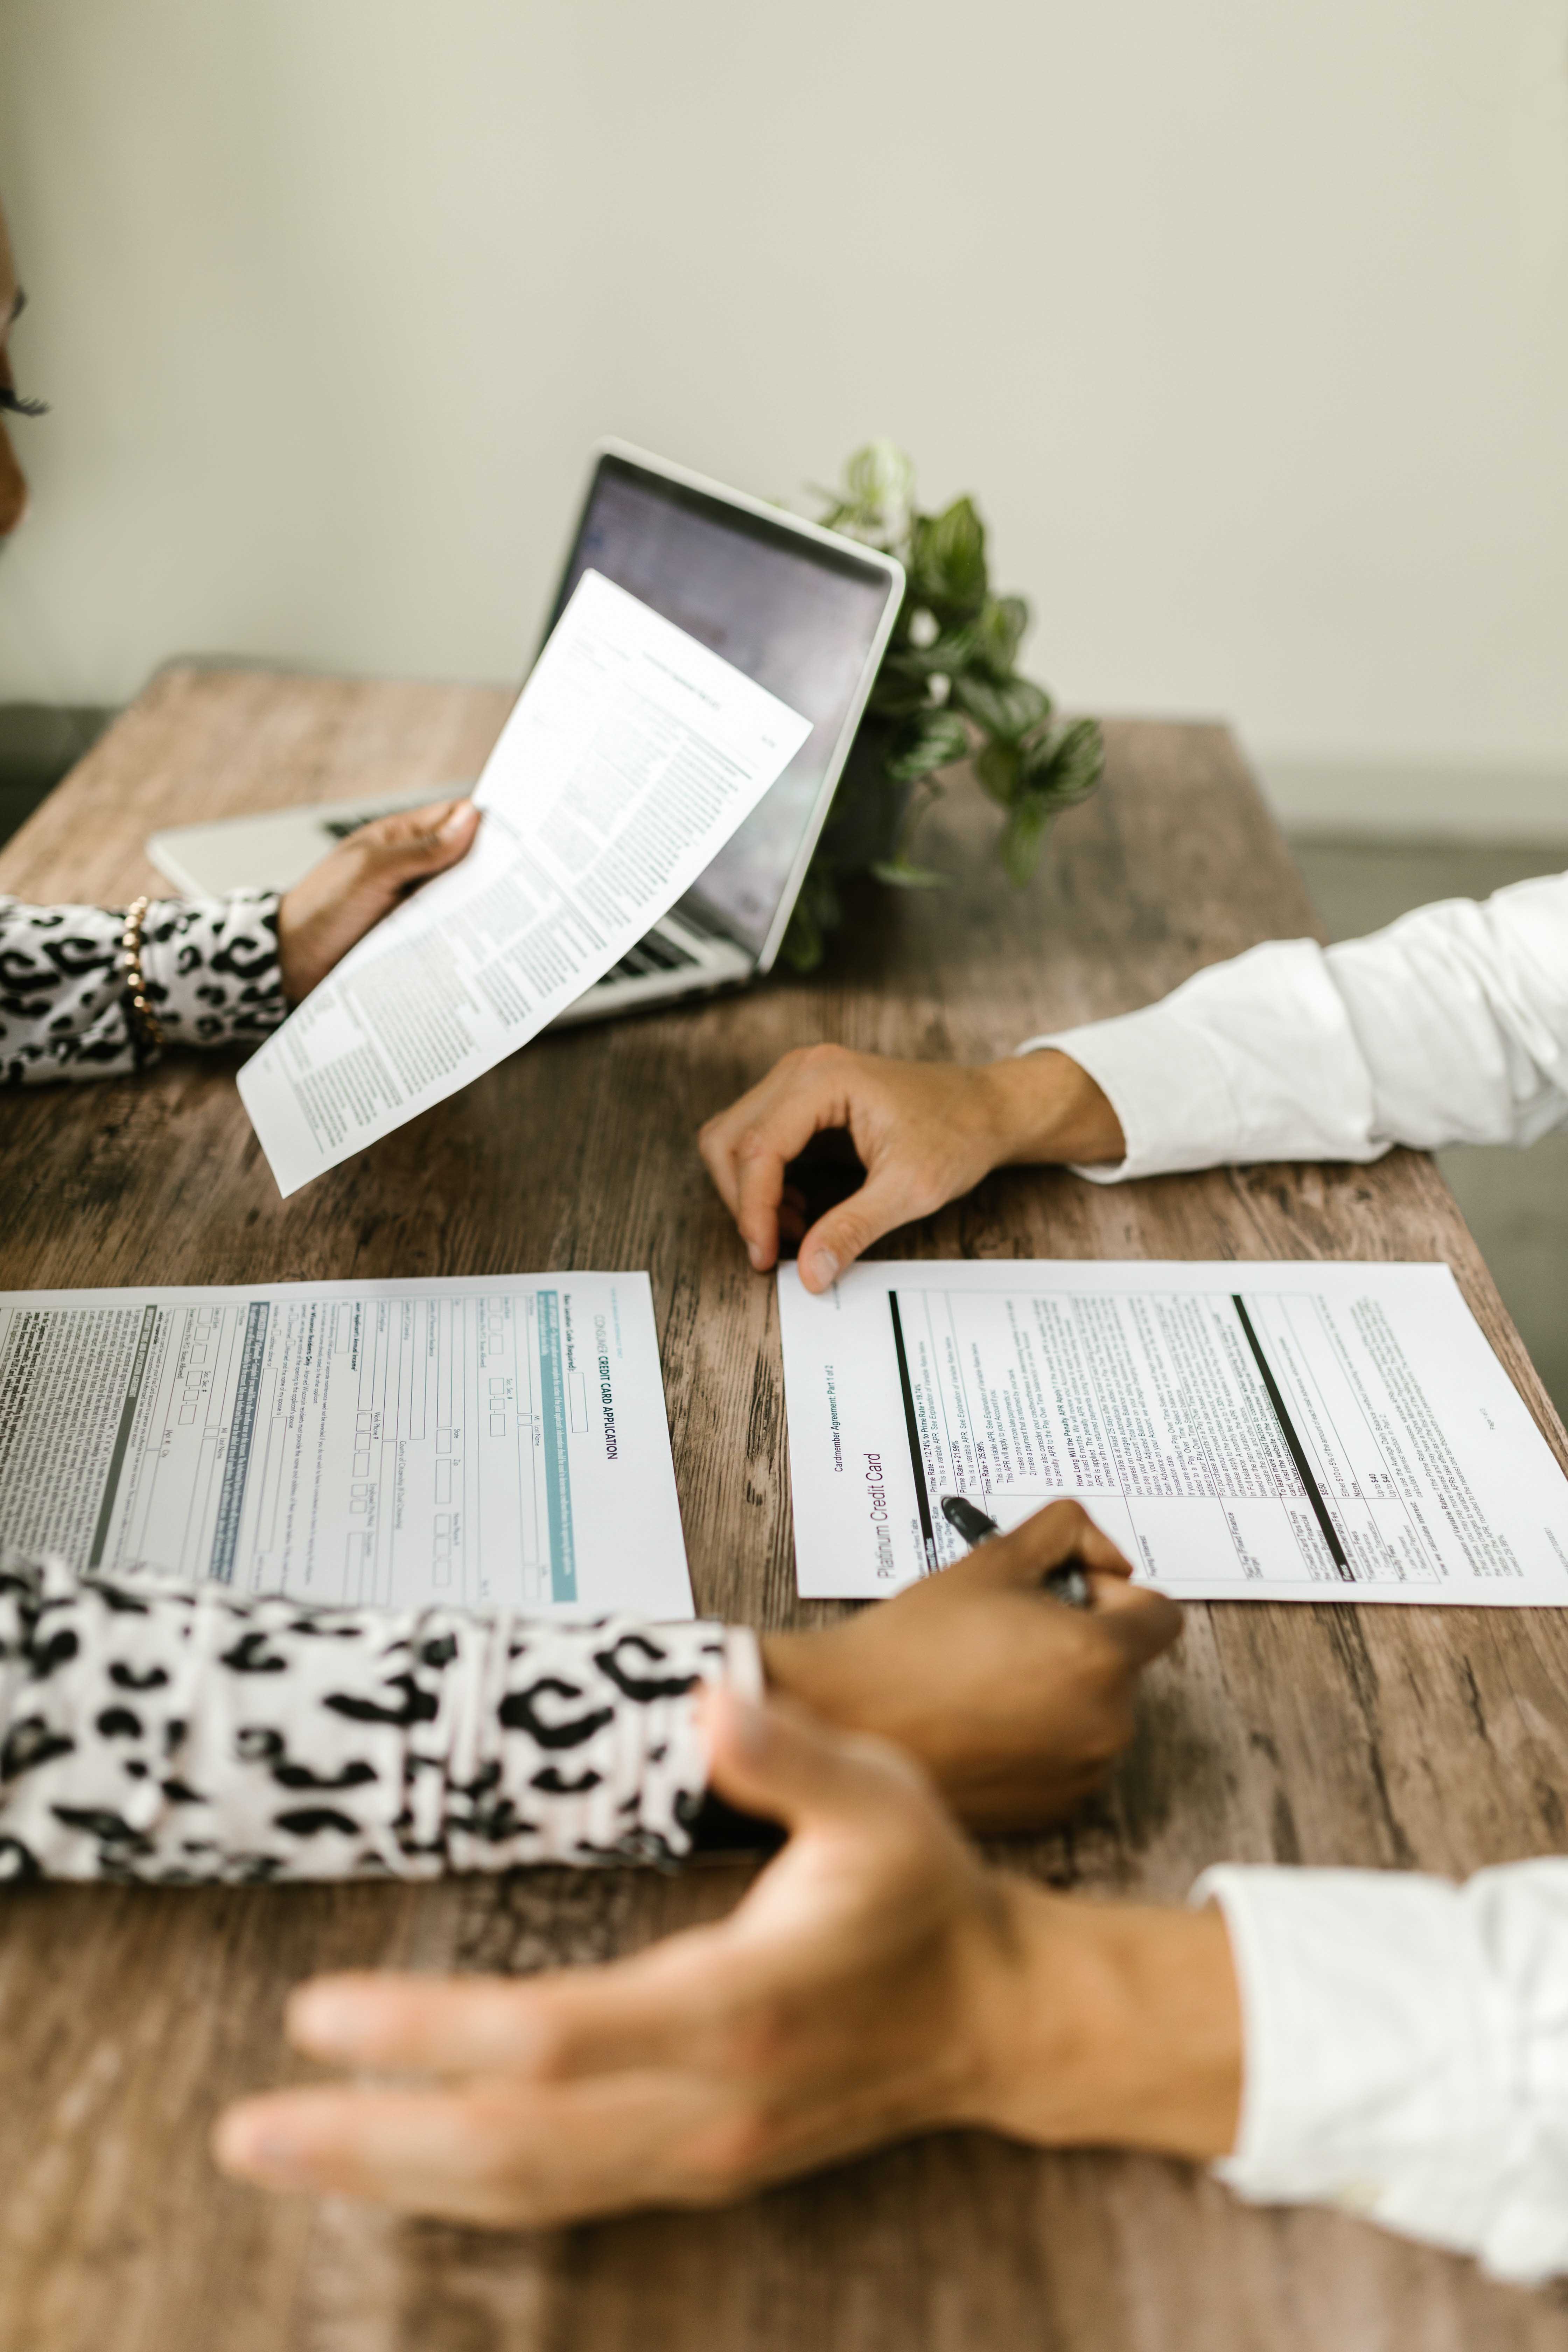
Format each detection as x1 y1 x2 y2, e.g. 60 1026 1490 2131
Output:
89 1304 160 1569
888 1293 938 1573
208 1300 271 1584
1231 1293 1352 1578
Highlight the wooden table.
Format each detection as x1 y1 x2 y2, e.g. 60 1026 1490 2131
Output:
4 667 1568 2352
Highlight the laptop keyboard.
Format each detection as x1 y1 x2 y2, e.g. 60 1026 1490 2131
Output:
321 806 403 841
594 929 700 987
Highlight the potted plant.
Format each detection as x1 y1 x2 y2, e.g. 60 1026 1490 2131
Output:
782 442 1104 971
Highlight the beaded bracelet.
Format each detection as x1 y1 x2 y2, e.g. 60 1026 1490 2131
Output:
119 895 167 1060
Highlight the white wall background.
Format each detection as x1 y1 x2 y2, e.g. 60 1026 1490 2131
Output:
1 0 1566 825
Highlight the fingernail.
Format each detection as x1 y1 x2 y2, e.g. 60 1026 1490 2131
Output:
289 1982 364 2053
439 800 476 839
244 2132 310 2184
747 1240 765 1270
217 2113 311 2186
805 1249 840 1291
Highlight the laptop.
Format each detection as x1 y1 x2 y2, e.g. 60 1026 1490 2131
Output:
147 441 906 1026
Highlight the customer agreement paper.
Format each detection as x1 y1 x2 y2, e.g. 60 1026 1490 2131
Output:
239 571 811 1195
0 1273 692 1617
779 1261 1568 1605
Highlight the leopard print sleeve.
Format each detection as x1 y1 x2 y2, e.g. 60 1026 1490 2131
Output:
0 891 286 1084
0 1556 761 1885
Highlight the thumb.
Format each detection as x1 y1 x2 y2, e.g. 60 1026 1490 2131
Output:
358 798 481 884
798 1163 929 1293
702 1687 924 1836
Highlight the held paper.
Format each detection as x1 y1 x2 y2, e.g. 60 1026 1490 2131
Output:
239 572 811 1195
778 1260 1568 1605
0 1273 692 1618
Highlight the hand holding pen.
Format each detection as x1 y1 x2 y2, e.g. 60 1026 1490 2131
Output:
941 1494 1093 1607
766 1500 1181 1831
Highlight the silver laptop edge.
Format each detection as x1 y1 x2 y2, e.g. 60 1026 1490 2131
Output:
586 439 906 976
147 445 905 1021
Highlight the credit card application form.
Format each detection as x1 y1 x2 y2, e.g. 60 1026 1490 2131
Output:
0 1273 691 1618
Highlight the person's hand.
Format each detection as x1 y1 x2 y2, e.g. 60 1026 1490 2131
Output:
763 1500 1180 1832
698 1045 1126 1293
212 1690 1241 2226
276 797 482 1003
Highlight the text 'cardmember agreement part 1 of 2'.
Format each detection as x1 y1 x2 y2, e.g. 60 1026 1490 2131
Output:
0 1273 693 1619
778 1260 1568 1605
238 570 812 1195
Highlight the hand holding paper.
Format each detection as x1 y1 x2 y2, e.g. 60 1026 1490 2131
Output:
240 573 811 1195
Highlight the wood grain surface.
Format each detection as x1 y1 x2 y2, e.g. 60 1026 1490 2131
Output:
3 667 1568 2352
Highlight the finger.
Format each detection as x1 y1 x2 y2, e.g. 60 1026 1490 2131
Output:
1085 1570 1183 1664
702 1685 926 1833
287 1969 554 2074
729 1088 854 1274
696 1058 819 1221
214 2077 674 2226
796 1162 929 1293
356 797 479 880
215 2083 504 2212
286 1939 726 2082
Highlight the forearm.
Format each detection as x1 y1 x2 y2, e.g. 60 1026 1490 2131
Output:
972 1049 1127 1168
964 1879 1242 2161
1019 873 1568 1181
0 1556 750 1882
0 891 285 1083
968 1858 1568 2287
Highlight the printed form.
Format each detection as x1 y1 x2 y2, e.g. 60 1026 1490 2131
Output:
239 571 811 1195
779 1261 1568 1605
0 1273 692 1618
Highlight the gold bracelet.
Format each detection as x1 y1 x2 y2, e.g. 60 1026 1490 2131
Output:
120 895 167 1059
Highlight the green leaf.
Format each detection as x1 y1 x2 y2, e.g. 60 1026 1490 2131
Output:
998 796 1055 885
779 865 843 971
951 672 1053 743
866 670 935 720
870 856 949 890
845 440 914 514
779 899 823 971
975 740 1023 806
817 441 915 549
972 595 1029 677
881 624 978 682
883 707 970 784
1021 715 1105 808
909 495 987 618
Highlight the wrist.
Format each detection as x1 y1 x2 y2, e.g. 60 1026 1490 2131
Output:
959 1877 1242 2161
759 1627 844 1727
975 1051 1125 1168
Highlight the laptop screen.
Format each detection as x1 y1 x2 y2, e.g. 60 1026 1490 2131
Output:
546 453 897 961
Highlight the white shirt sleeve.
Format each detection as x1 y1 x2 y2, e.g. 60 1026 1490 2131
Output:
1020 872 1568 1182
1196 1860 1568 2284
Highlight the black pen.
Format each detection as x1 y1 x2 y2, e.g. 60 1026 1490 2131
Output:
939 1493 1092 1609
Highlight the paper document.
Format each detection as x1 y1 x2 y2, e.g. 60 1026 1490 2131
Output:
0 1273 692 1617
239 571 811 1194
778 1260 1568 1605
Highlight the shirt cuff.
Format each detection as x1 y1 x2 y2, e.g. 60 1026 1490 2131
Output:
1018 939 1387 1180
1015 1005 1243 1183
1194 1863 1568 2284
